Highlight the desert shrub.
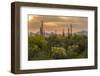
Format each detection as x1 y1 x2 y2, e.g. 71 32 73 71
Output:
28 44 40 60
28 35 48 49
51 47 66 59
77 50 88 58
65 45 79 58
28 35 52 60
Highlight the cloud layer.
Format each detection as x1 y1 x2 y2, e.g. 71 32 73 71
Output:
28 15 88 34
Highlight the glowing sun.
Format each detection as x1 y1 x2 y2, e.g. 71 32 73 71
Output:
29 16 34 21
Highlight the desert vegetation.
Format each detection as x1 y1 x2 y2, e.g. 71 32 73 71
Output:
28 33 88 60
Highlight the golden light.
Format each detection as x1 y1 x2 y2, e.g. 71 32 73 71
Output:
58 17 72 20
44 22 58 27
29 16 34 21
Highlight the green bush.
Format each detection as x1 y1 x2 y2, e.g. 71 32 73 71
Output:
51 47 66 59
28 44 40 60
77 50 88 58
28 35 48 49
65 45 79 58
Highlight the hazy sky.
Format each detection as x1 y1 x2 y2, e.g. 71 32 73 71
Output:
28 15 88 34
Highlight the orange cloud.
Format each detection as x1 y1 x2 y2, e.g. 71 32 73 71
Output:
28 15 88 34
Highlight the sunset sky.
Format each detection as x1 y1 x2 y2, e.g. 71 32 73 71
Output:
28 15 88 34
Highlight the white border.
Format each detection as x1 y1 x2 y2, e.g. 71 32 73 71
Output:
20 6 95 70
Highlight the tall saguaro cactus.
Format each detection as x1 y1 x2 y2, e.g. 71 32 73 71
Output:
40 20 44 36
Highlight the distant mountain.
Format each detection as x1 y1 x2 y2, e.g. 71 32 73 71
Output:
44 32 52 37
29 31 88 37
29 32 53 37
76 31 87 36
29 32 35 36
